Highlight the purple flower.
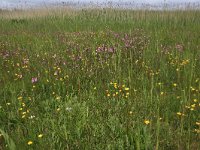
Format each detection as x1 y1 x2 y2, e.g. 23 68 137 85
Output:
31 77 38 83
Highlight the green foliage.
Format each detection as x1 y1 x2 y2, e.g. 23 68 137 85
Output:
0 9 200 149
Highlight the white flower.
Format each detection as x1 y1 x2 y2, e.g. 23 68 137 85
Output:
66 107 72 111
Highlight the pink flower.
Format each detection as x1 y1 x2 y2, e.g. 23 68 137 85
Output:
31 77 38 83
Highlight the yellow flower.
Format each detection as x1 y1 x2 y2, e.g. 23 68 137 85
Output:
177 112 182 116
194 129 200 134
185 106 190 109
173 83 177 87
191 104 196 108
38 134 43 138
22 103 26 107
56 96 61 100
193 99 198 102
22 112 26 115
125 88 129 91
160 92 164 95
27 141 33 145
196 122 200 126
18 97 23 100
144 120 150 125
107 93 110 97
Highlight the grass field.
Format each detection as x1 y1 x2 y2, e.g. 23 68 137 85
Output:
0 8 200 149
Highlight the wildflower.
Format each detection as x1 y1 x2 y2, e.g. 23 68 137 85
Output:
31 77 38 83
54 71 58 76
196 122 200 126
27 141 33 145
160 92 164 95
94 87 96 90
18 97 23 100
56 96 61 100
22 115 26 118
22 103 25 107
194 129 200 134
190 87 195 91
125 88 129 91
185 106 190 109
6 103 11 106
38 134 43 138
177 112 182 116
191 104 196 108
28 115 35 119
173 83 177 87
114 83 117 88
193 99 198 102
107 93 110 97
144 120 150 125
129 111 133 115
66 107 72 111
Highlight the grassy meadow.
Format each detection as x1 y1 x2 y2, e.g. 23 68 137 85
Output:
0 8 200 149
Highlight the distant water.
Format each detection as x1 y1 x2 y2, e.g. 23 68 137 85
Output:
0 0 200 10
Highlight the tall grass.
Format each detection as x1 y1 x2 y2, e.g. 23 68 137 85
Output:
0 8 200 149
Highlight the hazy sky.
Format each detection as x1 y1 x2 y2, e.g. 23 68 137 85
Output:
0 0 199 9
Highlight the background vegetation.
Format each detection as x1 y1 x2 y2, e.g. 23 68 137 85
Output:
0 8 200 149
